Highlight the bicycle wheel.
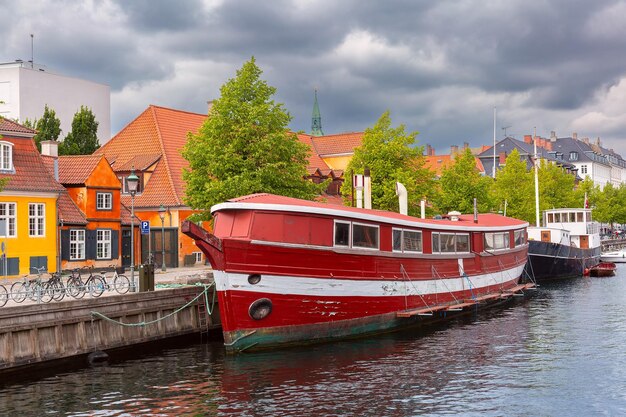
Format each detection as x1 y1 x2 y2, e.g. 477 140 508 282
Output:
114 274 131 294
67 277 85 299
40 283 53 303
11 282 26 303
0 284 8 307
88 276 106 297
51 280 65 301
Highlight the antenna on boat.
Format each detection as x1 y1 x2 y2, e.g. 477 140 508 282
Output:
493 107 497 178
533 127 540 227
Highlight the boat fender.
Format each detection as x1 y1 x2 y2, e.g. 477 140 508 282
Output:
583 268 590 276
87 350 109 364
248 274 261 285
249 298 272 320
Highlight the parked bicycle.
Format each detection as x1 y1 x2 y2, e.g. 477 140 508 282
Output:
66 268 86 299
66 266 106 298
0 284 8 307
100 265 131 294
11 267 52 303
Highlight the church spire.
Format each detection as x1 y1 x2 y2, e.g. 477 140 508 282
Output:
311 89 324 136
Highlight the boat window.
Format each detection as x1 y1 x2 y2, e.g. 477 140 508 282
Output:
588 212 593 222
484 232 510 250
577 212 583 222
334 221 350 247
352 223 379 249
548 213 554 223
393 228 422 253
432 232 469 254
514 229 525 246
569 212 576 222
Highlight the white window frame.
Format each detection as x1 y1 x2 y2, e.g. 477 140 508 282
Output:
97 229 112 259
392 228 423 253
514 229 526 247
484 232 511 251
351 222 380 250
432 232 470 254
0 141 13 171
0 202 16 238
28 203 45 237
70 229 86 260
333 220 351 247
193 252 202 263
96 192 112 210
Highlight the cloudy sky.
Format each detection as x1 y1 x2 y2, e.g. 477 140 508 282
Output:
3 0 626 154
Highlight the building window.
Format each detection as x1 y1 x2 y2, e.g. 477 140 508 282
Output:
0 202 16 237
29 203 45 237
581 165 588 174
0 142 13 171
193 252 202 263
70 229 86 260
432 232 470 254
392 228 423 253
96 192 113 210
97 229 112 259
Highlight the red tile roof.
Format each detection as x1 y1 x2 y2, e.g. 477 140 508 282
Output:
296 133 331 172
424 154 485 176
58 191 87 225
94 105 206 208
310 132 363 156
0 118 37 135
0 135 64 193
120 202 140 226
57 155 104 185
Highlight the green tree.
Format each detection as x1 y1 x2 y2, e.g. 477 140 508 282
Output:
492 149 534 222
537 160 578 211
593 183 620 225
435 148 494 214
340 111 436 216
59 106 100 155
182 57 324 220
33 105 61 152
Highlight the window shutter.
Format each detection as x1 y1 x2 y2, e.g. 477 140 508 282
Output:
111 229 119 260
61 229 70 261
86 229 97 260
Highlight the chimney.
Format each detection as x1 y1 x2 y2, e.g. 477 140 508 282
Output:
524 135 532 144
463 142 469 150
550 131 557 140
596 137 601 146
207 100 214 114
425 144 432 156
450 145 459 155
41 140 58 157
583 137 590 144
572 132 578 140
545 141 553 151
499 151 506 164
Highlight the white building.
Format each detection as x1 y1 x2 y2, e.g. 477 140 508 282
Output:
0 61 110 145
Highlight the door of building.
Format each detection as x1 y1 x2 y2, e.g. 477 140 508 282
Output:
121 229 131 267
141 228 178 268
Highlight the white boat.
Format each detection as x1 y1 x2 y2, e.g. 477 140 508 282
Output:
601 248 626 263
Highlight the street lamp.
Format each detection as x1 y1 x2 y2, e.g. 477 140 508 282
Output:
158 204 166 272
127 168 139 291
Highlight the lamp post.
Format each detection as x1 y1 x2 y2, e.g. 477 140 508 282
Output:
127 168 139 291
158 204 166 272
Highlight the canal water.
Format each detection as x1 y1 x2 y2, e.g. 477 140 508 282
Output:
1 268 626 416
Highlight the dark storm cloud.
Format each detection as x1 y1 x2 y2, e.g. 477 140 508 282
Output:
3 0 626 153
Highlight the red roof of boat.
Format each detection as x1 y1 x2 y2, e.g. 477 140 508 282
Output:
217 193 527 230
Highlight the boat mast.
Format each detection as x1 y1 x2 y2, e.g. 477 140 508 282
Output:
533 127 540 227
493 107 497 178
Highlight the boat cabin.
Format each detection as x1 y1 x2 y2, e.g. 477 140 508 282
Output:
528 208 600 249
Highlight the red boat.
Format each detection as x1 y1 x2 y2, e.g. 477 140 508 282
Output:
183 193 531 353
588 262 616 277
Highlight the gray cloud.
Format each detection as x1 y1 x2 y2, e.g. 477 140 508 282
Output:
3 0 626 154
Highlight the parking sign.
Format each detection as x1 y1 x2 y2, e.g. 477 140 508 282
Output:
140 221 150 235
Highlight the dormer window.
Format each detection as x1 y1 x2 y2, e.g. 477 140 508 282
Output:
569 151 579 161
119 173 143 194
0 142 14 172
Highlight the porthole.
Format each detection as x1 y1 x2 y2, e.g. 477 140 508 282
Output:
248 298 272 320
248 274 261 285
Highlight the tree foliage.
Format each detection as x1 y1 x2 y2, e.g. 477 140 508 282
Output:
492 149 534 222
182 57 324 220
340 111 436 216
33 105 61 152
59 106 100 155
537 160 578 211
434 148 494 214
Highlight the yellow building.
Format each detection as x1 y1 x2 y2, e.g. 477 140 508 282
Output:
0 119 63 277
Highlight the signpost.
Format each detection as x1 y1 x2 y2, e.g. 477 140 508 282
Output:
141 221 150 264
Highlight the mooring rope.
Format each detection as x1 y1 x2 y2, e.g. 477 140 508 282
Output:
90 282 216 327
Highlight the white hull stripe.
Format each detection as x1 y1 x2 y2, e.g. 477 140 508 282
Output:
214 265 525 298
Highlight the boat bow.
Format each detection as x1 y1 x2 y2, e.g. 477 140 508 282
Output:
182 220 225 270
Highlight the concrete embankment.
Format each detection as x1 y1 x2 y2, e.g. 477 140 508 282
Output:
0 285 221 374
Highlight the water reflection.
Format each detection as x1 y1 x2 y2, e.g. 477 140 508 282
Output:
1 269 625 416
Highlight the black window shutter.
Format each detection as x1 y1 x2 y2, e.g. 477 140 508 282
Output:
111 229 119 260
86 229 97 260
61 229 70 261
